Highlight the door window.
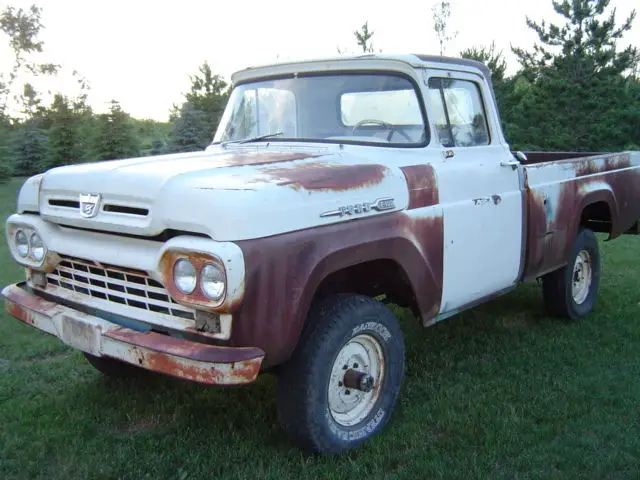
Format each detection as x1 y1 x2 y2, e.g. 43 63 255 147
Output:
427 78 490 148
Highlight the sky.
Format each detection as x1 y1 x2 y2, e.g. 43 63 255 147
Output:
1 0 639 121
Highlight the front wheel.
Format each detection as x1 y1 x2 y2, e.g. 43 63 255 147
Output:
542 228 601 320
276 294 405 454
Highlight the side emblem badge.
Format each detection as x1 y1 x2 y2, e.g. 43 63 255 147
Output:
79 193 102 218
320 197 396 218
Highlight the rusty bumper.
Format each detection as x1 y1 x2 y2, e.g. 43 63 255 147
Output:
1 283 264 385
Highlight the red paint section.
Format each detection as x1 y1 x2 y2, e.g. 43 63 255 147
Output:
234 210 444 367
257 162 388 192
523 153 640 280
399 165 439 209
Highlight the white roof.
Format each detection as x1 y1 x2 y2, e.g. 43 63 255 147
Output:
230 53 491 85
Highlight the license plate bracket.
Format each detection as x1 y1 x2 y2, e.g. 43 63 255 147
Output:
60 315 102 356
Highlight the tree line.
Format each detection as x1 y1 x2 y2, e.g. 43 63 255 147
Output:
0 0 638 184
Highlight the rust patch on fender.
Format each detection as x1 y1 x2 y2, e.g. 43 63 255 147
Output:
256 162 388 192
233 210 444 367
576 154 632 177
523 153 640 280
399 165 439 209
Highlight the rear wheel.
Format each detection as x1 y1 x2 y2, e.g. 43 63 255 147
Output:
542 228 601 320
83 352 148 378
276 294 405 454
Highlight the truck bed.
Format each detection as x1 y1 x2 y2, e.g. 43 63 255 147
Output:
519 151 640 281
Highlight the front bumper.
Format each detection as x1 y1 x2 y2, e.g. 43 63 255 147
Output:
2 283 264 385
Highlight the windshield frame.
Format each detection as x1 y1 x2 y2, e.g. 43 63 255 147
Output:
212 69 431 149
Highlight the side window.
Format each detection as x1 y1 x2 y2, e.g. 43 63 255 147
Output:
427 77 490 147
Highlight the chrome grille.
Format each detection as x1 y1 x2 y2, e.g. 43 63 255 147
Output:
46 255 195 321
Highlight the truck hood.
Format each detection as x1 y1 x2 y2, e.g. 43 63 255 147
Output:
21 146 410 241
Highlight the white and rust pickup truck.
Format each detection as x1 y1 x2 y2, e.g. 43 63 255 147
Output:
3 54 640 454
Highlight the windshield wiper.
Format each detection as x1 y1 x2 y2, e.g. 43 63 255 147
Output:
221 131 284 147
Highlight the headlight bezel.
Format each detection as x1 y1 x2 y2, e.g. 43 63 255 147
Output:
160 250 228 308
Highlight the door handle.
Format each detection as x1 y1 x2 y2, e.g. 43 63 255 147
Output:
500 160 520 169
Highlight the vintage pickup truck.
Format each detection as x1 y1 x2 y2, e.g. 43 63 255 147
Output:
3 54 640 454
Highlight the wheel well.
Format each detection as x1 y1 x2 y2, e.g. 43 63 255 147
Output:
312 259 419 318
580 201 612 234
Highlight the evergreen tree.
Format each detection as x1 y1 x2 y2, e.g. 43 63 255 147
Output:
508 0 638 151
9 118 49 176
168 102 209 153
91 100 140 161
42 94 81 170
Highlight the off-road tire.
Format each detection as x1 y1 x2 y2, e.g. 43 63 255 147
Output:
542 228 601 320
276 294 405 454
83 352 148 378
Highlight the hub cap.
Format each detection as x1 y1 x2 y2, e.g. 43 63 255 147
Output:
327 334 385 427
572 249 592 305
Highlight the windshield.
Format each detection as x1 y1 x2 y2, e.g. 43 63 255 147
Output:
213 73 428 146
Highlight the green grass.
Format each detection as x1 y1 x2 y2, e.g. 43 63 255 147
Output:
1 176 640 479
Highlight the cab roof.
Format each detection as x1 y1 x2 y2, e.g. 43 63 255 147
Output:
230 53 492 85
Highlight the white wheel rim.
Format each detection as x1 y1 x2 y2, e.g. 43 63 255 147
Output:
572 249 592 305
327 333 385 427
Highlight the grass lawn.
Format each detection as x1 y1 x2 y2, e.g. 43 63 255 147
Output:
1 176 639 479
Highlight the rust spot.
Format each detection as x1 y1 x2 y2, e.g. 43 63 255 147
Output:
215 151 319 168
105 328 264 364
6 300 33 325
125 346 262 385
158 249 229 312
399 165 439 209
523 154 640 279
3 284 59 316
254 162 388 192
233 210 444 367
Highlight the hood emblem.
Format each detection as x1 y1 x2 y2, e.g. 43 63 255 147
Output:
79 193 101 218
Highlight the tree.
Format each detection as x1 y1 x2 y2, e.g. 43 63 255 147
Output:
460 42 507 82
432 1 457 56
91 100 140 161
182 62 229 137
513 0 637 80
168 102 209 153
0 4 58 121
9 118 48 176
168 62 229 151
506 0 639 151
42 94 82 170
354 21 375 53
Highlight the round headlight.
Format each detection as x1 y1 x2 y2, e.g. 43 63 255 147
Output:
200 263 225 301
173 258 197 294
29 232 45 262
15 230 29 258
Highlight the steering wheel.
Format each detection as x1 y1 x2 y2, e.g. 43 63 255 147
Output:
352 119 412 143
